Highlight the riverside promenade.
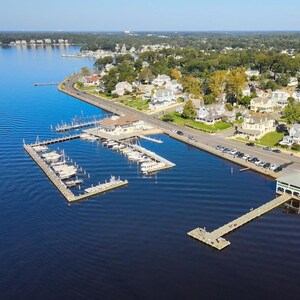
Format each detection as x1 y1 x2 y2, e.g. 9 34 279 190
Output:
58 74 300 179
188 193 292 250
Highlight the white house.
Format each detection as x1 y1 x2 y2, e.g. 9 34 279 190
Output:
195 104 226 124
271 91 290 107
292 91 300 102
250 97 274 113
139 84 155 99
245 69 260 78
280 123 300 146
44 39 52 44
164 79 183 93
288 77 298 87
112 82 133 96
83 75 100 87
153 74 171 87
235 114 276 140
242 88 251 97
150 89 176 110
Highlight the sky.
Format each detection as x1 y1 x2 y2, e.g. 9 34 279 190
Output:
1 0 300 31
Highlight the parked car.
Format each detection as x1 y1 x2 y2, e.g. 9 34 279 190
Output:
255 159 262 165
177 131 184 135
188 135 195 140
263 146 272 151
230 148 238 155
272 149 281 153
269 163 277 171
215 145 222 150
259 161 266 167
237 152 244 158
263 162 271 169
243 154 251 161
274 166 283 173
246 142 254 147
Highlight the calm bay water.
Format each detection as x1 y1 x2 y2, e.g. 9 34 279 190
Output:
1 46 300 300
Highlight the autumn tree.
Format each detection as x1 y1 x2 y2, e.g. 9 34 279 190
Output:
182 99 197 119
180 76 202 98
225 67 247 102
170 69 181 80
209 70 227 100
81 67 91 76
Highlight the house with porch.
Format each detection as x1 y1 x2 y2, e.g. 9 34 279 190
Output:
152 74 171 87
112 82 133 96
250 97 274 113
280 123 300 146
83 75 100 87
235 114 276 140
271 91 290 107
149 88 176 110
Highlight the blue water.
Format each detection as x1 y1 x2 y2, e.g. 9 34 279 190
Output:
1 46 300 300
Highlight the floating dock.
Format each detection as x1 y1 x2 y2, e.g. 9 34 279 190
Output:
24 144 128 202
29 134 81 146
34 82 59 86
188 193 292 250
139 135 163 144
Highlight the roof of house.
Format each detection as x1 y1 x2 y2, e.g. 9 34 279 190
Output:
84 75 100 82
99 114 140 127
277 171 300 187
251 97 272 105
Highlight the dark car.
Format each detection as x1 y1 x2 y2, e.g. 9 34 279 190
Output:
263 146 272 151
237 152 244 158
274 166 283 172
263 162 271 169
215 145 222 150
249 157 259 163
177 131 184 135
272 149 281 153
246 142 254 147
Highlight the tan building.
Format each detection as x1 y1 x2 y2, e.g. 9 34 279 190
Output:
235 114 275 140
250 97 274 113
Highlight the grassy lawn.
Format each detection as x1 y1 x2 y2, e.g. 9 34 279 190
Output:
75 83 97 91
121 98 149 111
256 131 285 147
166 112 232 132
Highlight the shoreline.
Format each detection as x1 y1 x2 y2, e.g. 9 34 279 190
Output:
58 74 298 180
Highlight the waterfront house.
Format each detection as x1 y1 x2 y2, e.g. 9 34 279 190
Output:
83 75 100 87
235 114 276 140
292 91 300 102
44 39 52 44
276 171 300 198
98 114 144 134
176 99 203 114
280 123 300 146
149 88 176 110
112 82 133 96
250 97 274 113
271 91 290 107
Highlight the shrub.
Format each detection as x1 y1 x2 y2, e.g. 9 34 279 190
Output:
291 143 300 151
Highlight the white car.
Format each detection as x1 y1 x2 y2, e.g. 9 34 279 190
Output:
230 148 238 155
255 159 262 165
243 154 251 160
269 163 277 171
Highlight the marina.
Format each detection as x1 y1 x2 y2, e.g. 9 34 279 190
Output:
28 134 81 146
23 143 128 202
188 193 293 250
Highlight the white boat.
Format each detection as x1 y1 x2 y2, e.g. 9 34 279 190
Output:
141 162 166 174
107 141 118 148
32 145 48 152
65 178 83 187
80 133 89 140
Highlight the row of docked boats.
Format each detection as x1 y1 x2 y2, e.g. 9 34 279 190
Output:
102 140 168 175
36 146 84 185
80 133 99 142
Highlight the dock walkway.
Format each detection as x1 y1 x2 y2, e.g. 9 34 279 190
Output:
24 144 128 202
188 193 292 250
29 134 80 146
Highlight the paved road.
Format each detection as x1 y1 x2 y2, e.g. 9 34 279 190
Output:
60 75 300 174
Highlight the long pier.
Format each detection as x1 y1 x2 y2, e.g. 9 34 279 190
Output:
24 144 128 202
187 193 292 250
34 82 59 86
139 135 163 144
56 121 99 132
29 134 81 146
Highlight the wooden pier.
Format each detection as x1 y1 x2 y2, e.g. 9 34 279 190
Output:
188 193 292 250
139 135 163 144
29 134 81 146
24 144 128 202
34 82 59 86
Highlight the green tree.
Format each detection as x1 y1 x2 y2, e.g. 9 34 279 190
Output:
81 67 91 76
139 67 154 83
203 94 216 105
283 98 300 124
94 56 113 70
182 100 197 119
239 96 251 107
162 113 174 122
